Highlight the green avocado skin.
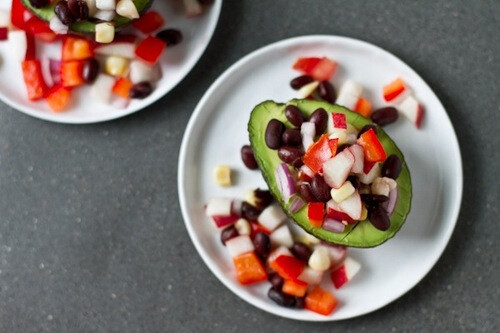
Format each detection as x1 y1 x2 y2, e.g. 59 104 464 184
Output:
248 99 412 248
21 0 152 34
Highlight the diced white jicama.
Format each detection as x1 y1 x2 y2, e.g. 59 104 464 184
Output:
96 0 116 11
50 16 68 34
336 80 362 110
298 81 319 98
308 246 331 271
330 181 355 203
205 198 232 217
0 10 10 27
298 267 323 285
183 0 203 18
95 42 136 58
116 0 139 19
234 218 251 236
8 30 27 62
323 149 355 189
358 162 381 184
267 246 292 265
257 203 286 231
84 0 98 17
105 56 129 77
269 224 294 248
95 22 115 43
225 235 254 258
332 257 361 288
90 74 115 103
338 191 362 220
348 144 364 174
94 10 116 21
129 60 162 84
301 122 315 151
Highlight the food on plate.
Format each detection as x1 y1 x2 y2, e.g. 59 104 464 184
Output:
213 165 232 187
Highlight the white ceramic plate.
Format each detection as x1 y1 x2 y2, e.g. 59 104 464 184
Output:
178 35 462 321
0 0 221 124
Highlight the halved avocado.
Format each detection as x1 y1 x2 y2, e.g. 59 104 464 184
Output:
21 0 152 34
248 99 412 248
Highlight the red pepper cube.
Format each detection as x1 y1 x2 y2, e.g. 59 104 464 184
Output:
308 202 325 228
21 60 48 101
383 77 406 102
112 77 133 99
132 10 165 34
310 57 337 82
303 134 336 174
292 57 321 74
11 0 31 30
233 252 267 285
357 128 387 162
270 255 305 280
305 286 338 316
25 33 36 61
354 97 372 118
135 36 166 66
46 85 71 112
282 279 308 297
60 61 85 88
62 36 94 61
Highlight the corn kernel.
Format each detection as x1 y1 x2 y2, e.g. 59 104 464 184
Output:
234 218 251 235
95 22 115 44
214 165 231 187
298 81 319 98
105 56 130 77
308 246 331 271
330 181 355 203
245 189 258 206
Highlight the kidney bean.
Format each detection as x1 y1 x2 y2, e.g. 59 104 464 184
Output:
82 58 99 83
241 202 261 221
265 119 285 149
295 297 305 309
253 232 271 257
310 175 331 202
371 107 398 126
130 82 153 99
54 1 76 26
368 205 391 231
318 81 336 103
29 0 49 8
309 108 328 134
278 146 303 168
241 145 258 170
291 242 312 262
254 189 273 210
221 226 239 245
358 124 378 138
268 273 284 289
299 183 317 202
282 128 302 146
285 105 304 127
156 29 183 46
347 175 361 189
68 0 89 21
381 154 402 179
268 287 296 307
290 75 314 90
336 144 350 153
361 194 389 207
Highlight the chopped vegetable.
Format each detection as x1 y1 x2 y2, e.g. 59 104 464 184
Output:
46 85 71 112
270 255 305 280
305 286 338 315
213 165 232 187
282 279 308 297
135 36 166 66
307 202 324 228
105 56 130 77
383 77 406 102
112 77 133 99
354 97 372 118
303 134 336 174
95 22 115 44
132 10 165 34
61 61 85 88
233 252 267 285
21 60 48 101
357 128 387 162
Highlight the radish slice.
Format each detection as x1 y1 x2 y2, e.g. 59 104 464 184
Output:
275 163 295 202
299 165 315 178
289 195 305 213
130 60 162 84
8 30 27 62
49 16 68 34
269 224 294 248
40 57 54 88
258 203 286 231
321 242 347 266
301 122 315 151
205 198 232 217
49 59 62 85
322 218 345 233
225 235 254 258
383 187 398 215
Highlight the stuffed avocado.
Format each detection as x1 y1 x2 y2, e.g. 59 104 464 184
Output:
248 99 412 248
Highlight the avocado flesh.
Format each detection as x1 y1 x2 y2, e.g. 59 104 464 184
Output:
248 99 412 248
21 0 152 34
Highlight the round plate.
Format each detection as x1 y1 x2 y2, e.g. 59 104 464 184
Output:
178 35 463 321
0 0 221 124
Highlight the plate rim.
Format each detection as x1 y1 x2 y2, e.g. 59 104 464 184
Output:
0 0 222 124
177 34 463 321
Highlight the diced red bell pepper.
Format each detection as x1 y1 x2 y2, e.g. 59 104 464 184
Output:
212 214 239 229
46 85 71 112
383 78 406 102
62 36 94 61
357 128 387 162
305 286 338 316
308 202 325 228
332 113 347 129
363 161 376 174
354 97 372 118
327 206 354 224
282 279 308 297
25 33 36 60
292 57 321 74
270 255 305 280
310 57 337 81
135 36 166 66
233 251 267 285
60 61 85 88
11 0 31 30
250 222 271 239
112 77 133 99
303 134 336 174
25 15 57 43
132 10 165 34
0 28 8 41
21 60 48 101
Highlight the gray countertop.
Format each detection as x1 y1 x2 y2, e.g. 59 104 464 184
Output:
0 1 498 332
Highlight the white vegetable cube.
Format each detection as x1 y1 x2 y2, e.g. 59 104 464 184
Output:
336 80 362 110
96 0 116 11
298 267 324 285
8 30 27 62
183 0 203 18
301 122 316 151
258 204 286 231
213 165 232 187
298 81 319 98
296 231 320 246
225 235 254 258
358 162 381 184
330 181 355 203
0 10 10 27
90 74 115 104
116 0 139 19
84 0 98 17
105 56 129 77
371 177 397 197
205 198 232 217
267 246 293 265
323 245 347 265
129 60 162 84
269 224 294 248
94 10 116 21
234 218 251 236
308 246 331 271
332 257 361 288
95 22 115 44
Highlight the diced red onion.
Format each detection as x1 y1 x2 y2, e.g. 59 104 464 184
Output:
49 58 62 85
275 162 296 202
40 57 54 88
289 195 305 213
383 187 398 215
301 122 315 151
322 218 345 233
49 16 68 35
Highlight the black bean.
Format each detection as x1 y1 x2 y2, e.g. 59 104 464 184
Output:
291 242 312 262
336 144 350 153
309 108 328 134
290 75 314 90
82 58 99 84
285 105 304 127
265 119 285 149
221 226 239 245
29 0 49 8
253 232 271 257
130 82 153 99
268 273 284 289
54 1 76 26
68 0 89 21
282 128 302 146
198 0 214 4
310 174 331 202
267 287 296 307
358 124 378 138
241 202 261 221
368 205 391 231
156 29 183 46
361 194 389 207
299 183 317 202
347 175 361 190
278 146 303 168
241 145 258 170
294 297 305 309
371 107 399 126
381 155 402 179
318 81 336 103
254 189 273 210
